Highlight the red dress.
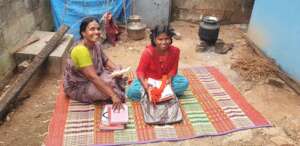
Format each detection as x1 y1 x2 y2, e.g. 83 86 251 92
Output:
137 44 180 80
105 19 120 45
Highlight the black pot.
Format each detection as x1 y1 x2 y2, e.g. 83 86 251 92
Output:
199 16 220 45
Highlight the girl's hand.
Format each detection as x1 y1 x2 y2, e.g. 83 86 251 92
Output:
166 78 172 85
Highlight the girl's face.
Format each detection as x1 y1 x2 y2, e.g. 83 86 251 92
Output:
82 20 100 43
155 33 171 51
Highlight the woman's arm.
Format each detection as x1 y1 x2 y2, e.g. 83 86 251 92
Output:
80 66 123 111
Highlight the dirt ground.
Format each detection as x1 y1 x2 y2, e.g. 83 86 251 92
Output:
0 21 299 146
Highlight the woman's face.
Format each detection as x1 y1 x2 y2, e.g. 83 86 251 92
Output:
82 20 100 43
155 33 171 51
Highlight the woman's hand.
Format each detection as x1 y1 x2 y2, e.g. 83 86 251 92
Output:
111 95 124 111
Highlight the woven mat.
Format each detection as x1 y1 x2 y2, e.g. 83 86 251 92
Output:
45 66 271 146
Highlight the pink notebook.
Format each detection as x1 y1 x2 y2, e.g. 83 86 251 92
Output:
99 122 124 130
99 105 125 130
108 104 129 125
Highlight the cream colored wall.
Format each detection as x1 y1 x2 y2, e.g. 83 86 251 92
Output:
0 0 53 80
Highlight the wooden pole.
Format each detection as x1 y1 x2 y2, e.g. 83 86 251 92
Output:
122 0 128 31
0 25 69 120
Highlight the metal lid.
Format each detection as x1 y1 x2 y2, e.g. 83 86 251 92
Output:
128 22 146 30
202 16 219 24
128 15 142 22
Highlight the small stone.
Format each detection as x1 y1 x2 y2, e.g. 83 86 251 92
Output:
34 113 41 118
39 132 48 137
196 41 208 52
17 60 30 72
174 32 181 40
4 85 10 89
215 41 233 54
5 115 10 122
196 46 205 52
42 119 50 123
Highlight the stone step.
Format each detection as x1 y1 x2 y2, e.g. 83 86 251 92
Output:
14 31 74 75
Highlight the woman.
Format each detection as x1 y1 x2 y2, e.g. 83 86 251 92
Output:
126 25 189 124
127 25 189 101
64 17 125 111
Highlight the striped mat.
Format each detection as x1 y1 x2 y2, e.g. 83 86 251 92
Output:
45 67 271 146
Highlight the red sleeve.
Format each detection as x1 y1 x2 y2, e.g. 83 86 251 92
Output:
136 48 151 79
168 48 180 78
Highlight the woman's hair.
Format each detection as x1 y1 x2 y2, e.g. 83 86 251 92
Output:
150 25 176 46
79 17 100 39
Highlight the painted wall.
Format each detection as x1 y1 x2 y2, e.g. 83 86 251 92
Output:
0 0 53 80
172 0 254 24
248 0 300 82
136 0 171 28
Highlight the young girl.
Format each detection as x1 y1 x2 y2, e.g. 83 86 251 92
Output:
127 25 189 124
127 25 189 100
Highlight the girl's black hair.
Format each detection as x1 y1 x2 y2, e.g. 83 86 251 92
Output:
79 17 100 39
150 25 176 46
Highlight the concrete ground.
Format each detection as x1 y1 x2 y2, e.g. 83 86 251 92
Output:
0 21 299 146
